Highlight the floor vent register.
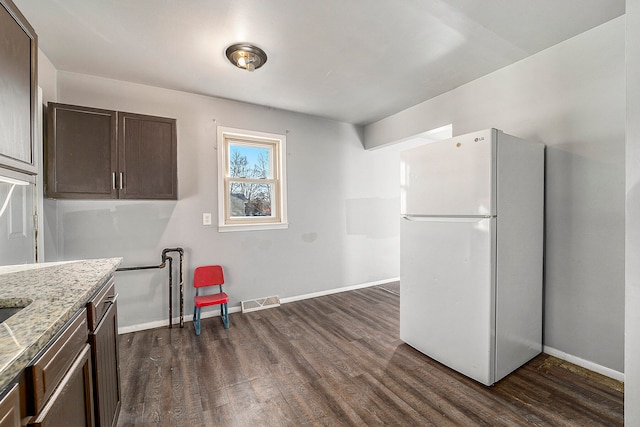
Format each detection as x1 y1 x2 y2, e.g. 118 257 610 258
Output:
241 296 281 313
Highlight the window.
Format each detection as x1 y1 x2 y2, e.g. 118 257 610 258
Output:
217 126 288 232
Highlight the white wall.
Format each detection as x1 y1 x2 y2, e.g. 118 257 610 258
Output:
43 72 400 328
37 50 57 103
365 18 626 373
626 0 639 422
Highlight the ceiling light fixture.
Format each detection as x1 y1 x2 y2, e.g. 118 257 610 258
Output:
225 43 267 72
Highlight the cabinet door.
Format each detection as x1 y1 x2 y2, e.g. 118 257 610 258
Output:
89 301 121 427
118 112 177 200
45 103 117 199
27 309 88 415
28 344 94 427
0 384 20 427
0 0 37 174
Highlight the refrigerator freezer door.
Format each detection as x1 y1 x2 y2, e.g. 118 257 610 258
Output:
400 216 496 385
400 129 495 216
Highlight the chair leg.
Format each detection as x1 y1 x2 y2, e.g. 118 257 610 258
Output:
195 306 201 336
221 303 229 329
193 305 198 335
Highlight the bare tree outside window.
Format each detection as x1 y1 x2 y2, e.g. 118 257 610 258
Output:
229 145 273 216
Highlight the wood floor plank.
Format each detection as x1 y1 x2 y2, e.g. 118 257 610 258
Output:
119 331 154 405
117 285 623 426
308 377 369 426
254 317 322 384
225 380 265 426
200 404 235 426
366 359 487 426
351 371 434 425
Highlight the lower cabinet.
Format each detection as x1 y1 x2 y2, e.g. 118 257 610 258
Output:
0 384 20 427
0 276 121 426
27 345 94 427
89 301 120 427
25 309 94 426
87 278 121 427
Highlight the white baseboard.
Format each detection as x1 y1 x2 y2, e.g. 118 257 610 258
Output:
118 305 242 334
118 277 399 335
279 277 400 304
543 345 624 382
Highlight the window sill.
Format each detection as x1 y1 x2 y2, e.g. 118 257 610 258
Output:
218 222 289 233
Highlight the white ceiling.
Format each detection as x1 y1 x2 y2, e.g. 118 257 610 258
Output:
14 0 624 125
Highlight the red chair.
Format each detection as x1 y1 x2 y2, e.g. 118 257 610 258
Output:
193 265 229 335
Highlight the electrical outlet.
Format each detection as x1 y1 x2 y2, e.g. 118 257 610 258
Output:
202 212 212 226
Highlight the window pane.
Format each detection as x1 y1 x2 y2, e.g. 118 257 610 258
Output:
229 144 272 179
229 181 275 217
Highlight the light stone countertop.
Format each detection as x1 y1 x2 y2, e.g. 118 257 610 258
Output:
0 257 122 393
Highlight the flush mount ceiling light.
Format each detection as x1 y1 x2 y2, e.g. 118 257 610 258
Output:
225 43 267 72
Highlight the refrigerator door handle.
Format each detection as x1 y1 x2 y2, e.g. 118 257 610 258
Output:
402 215 495 223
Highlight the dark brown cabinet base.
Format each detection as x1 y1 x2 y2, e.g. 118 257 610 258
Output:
27 345 94 427
0 384 20 427
87 278 121 427
89 301 120 427
12 276 121 426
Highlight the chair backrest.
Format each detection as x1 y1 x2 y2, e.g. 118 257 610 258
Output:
194 265 225 288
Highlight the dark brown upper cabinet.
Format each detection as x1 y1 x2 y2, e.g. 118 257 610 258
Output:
118 112 177 200
46 103 177 200
46 104 117 199
0 0 38 174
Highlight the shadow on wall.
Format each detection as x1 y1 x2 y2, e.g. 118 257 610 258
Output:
60 202 177 259
346 197 400 239
115 268 170 326
543 141 624 371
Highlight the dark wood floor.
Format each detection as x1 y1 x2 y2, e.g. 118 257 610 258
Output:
117 286 623 426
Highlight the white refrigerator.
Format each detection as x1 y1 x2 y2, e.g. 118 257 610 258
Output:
399 128 544 386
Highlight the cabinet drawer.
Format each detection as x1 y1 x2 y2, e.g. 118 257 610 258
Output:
87 278 116 331
26 310 88 415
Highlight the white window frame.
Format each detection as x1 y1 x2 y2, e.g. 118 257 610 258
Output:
217 126 288 232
